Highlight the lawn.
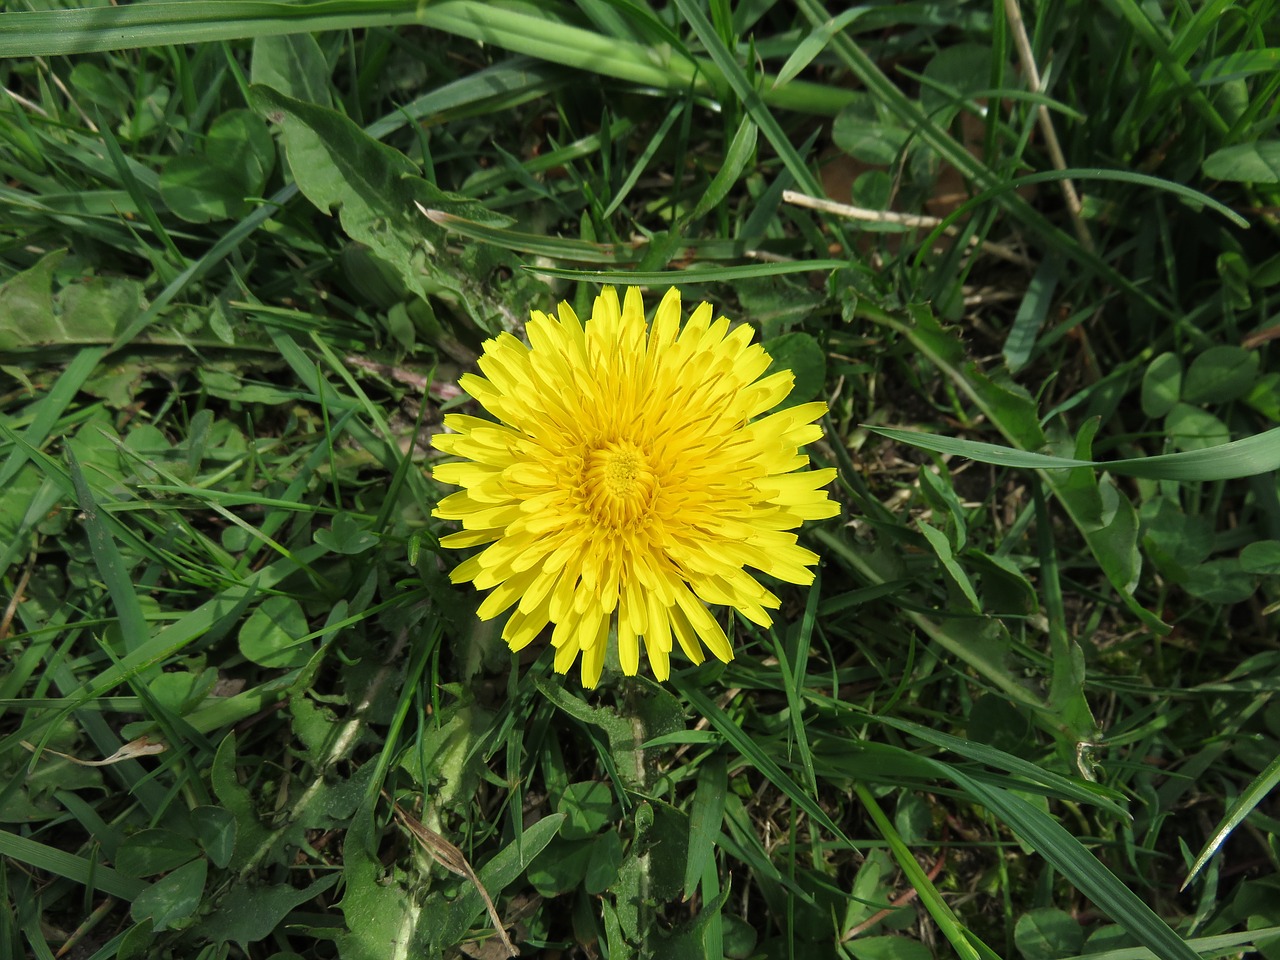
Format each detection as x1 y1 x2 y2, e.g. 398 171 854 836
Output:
2 3 1280 960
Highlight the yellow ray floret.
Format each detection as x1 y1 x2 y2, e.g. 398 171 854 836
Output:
431 286 840 687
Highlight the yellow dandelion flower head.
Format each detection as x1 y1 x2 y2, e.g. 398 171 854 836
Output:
431 286 839 688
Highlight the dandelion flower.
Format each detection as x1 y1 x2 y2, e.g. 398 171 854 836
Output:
431 286 839 687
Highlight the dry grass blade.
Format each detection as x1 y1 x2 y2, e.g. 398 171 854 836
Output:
21 735 166 766
1003 0 1092 251
390 798 519 958
782 189 1035 268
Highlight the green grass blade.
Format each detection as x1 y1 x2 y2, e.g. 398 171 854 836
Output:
0 830 145 900
0 2 851 115
1181 749 1280 890
868 424 1280 481
673 0 826 198
854 783 986 960
674 681 855 849
949 769 1201 960
527 260 849 284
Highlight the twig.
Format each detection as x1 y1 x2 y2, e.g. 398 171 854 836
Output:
1003 0 1093 251
842 848 948 940
783 190 1035 268
0 551 34 643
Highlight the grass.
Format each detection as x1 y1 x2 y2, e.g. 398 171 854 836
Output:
2 2 1280 959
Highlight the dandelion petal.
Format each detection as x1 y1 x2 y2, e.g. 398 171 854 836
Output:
431 287 839 687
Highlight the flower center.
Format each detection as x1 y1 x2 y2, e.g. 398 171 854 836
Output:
582 439 658 529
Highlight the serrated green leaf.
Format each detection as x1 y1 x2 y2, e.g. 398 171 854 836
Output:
248 83 510 323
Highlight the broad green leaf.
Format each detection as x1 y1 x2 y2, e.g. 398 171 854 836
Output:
335 803 426 960
160 110 275 223
919 43 992 124
116 829 201 878
917 520 980 610
528 838 593 896
1015 908 1084 960
847 936 935 960
1244 372 1280 421
1182 345 1259 405
967 694 1032 756
248 84 514 328
238 595 311 669
1241 540 1280 575
763 332 826 407
1165 403 1231 452
0 250 141 348
1141 353 1183 418
148 670 217 717
193 874 340 948
192 806 236 870
1203 140 1280 183
251 33 332 106
584 830 623 895
0 242 56 340
833 99 909 164
1182 557 1256 604
558 781 616 840
130 858 207 932
1141 497 1213 580
68 61 130 114
968 550 1038 614
314 512 379 555
210 734 273 873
